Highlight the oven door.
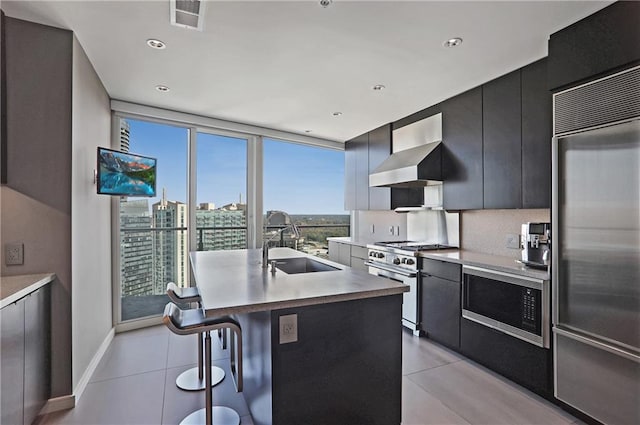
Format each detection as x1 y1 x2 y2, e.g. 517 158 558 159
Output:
462 265 550 348
366 262 418 332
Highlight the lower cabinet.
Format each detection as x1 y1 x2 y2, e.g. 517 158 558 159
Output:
349 245 369 272
1 299 25 425
1 285 51 425
460 318 552 398
420 259 461 350
328 240 351 266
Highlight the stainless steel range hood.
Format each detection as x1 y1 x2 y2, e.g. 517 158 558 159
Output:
369 113 443 188
369 141 442 188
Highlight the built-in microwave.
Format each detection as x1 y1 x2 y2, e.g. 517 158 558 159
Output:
462 266 550 348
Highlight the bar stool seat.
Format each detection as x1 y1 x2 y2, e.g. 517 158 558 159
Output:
163 302 241 425
166 283 225 391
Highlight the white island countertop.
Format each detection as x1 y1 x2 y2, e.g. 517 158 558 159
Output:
0 273 56 309
190 248 408 317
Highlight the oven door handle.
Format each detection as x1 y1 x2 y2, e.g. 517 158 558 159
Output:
365 261 417 278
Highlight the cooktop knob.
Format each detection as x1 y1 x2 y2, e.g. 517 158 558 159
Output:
378 253 385 259
393 258 401 265
406 259 415 265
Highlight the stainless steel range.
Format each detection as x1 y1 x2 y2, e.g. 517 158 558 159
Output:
366 241 456 335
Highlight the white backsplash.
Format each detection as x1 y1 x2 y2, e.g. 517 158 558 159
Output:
352 210 407 243
460 209 550 258
406 210 460 246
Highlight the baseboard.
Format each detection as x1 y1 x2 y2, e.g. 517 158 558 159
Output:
73 327 115 403
39 395 76 415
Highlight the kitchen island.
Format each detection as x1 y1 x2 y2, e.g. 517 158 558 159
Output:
190 248 408 425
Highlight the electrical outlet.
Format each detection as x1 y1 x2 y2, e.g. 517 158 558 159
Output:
388 226 395 235
395 226 400 236
279 314 298 344
5 242 24 265
506 234 521 249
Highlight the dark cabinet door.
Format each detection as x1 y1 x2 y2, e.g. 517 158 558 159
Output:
368 124 391 210
483 70 522 209
548 1 640 92
354 133 369 210
421 274 461 350
344 132 369 211
24 286 51 425
1 301 25 425
521 58 551 208
442 87 484 210
344 138 357 211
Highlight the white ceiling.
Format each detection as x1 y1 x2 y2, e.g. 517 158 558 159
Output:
3 0 611 142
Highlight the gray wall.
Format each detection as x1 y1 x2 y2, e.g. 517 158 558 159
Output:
71 36 112 392
1 16 73 398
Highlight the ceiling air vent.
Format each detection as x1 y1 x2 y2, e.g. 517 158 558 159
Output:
170 0 205 31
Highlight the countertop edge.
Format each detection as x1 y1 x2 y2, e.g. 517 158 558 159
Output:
416 250 550 280
204 286 407 317
0 273 56 309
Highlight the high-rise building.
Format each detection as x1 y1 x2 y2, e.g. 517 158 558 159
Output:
120 119 130 152
196 202 247 251
152 190 188 292
119 199 153 296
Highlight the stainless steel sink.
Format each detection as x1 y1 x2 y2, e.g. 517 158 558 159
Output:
274 257 340 274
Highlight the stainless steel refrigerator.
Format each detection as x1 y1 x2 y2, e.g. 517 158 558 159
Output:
552 66 640 425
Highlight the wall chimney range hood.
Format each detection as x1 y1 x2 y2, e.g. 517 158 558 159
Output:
368 142 443 188
369 113 443 188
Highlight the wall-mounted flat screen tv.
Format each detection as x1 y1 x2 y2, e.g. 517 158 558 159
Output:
97 147 157 197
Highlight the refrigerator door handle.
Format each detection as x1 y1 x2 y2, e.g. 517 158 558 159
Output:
553 327 640 363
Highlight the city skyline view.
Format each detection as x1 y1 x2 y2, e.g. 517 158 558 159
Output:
125 119 346 215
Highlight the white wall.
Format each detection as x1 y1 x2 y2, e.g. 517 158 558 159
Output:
71 36 112 392
352 210 407 243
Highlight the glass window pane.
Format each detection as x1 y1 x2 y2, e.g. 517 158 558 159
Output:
196 133 248 251
118 118 188 321
263 138 348 258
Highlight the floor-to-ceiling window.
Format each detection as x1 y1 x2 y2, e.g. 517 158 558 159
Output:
114 114 346 326
117 118 189 322
263 138 348 258
195 132 248 251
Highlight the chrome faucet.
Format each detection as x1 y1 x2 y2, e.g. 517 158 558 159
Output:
262 211 301 268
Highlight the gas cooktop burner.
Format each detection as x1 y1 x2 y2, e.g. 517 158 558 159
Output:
373 241 457 251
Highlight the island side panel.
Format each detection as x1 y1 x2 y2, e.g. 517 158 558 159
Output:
237 310 273 425
271 294 403 425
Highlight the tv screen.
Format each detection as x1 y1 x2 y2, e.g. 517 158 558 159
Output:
97 147 157 197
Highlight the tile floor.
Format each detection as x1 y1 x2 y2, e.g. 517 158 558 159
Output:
40 325 582 425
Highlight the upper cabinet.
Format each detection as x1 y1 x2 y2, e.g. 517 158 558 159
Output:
548 1 640 92
441 87 483 210
344 124 423 211
440 59 551 210
482 69 522 209
344 131 368 211
367 125 392 210
521 58 552 208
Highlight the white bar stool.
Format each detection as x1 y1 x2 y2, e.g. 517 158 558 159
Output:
163 302 241 425
166 282 225 391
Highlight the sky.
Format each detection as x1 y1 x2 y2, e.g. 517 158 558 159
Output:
125 119 346 214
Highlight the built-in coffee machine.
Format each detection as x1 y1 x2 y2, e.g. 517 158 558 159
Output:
520 222 551 269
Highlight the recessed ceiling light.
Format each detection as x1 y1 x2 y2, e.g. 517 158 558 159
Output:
320 0 333 8
443 37 463 48
373 84 386 91
305 130 312 133
146 39 166 49
155 85 170 92
332 112 342 116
